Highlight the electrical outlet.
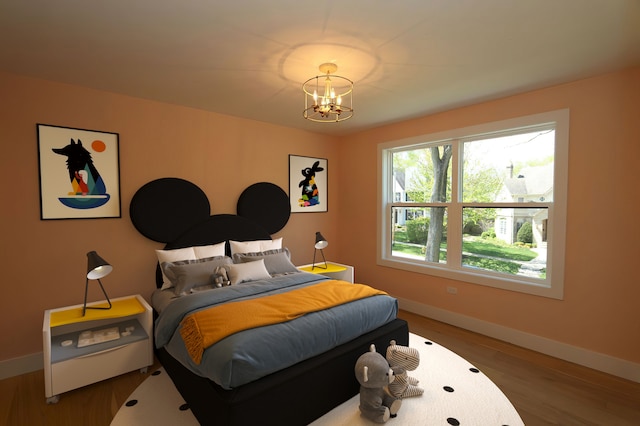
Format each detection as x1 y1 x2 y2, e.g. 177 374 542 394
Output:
446 286 458 295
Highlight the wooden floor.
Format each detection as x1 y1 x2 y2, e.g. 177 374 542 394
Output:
400 311 640 426
1 311 639 425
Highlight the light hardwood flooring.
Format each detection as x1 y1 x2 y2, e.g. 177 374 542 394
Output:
0 357 162 426
399 311 640 426
1 311 638 425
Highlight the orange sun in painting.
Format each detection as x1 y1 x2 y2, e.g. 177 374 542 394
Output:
92 140 106 152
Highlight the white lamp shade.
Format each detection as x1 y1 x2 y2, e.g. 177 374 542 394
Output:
86 251 113 279
87 264 113 280
315 232 328 249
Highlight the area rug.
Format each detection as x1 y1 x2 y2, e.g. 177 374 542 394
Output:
111 333 524 425
110 366 198 426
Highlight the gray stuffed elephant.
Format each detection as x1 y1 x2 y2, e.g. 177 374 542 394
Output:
354 344 402 423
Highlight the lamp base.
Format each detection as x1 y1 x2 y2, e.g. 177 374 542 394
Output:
312 248 328 270
83 278 112 316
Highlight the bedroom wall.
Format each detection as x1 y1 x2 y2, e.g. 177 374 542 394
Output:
0 71 342 366
336 67 640 371
2 68 638 380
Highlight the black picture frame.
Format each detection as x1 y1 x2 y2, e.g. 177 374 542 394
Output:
289 155 328 213
37 124 121 220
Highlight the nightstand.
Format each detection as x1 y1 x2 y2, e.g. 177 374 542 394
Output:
42 294 153 403
298 261 354 283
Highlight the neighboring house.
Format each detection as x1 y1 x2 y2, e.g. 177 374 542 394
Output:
394 163 553 248
393 169 406 226
494 164 553 246
392 168 426 227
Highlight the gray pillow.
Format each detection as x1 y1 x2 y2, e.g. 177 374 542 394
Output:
163 256 232 295
232 248 300 276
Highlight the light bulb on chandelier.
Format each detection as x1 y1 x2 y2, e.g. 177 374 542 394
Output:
303 63 353 123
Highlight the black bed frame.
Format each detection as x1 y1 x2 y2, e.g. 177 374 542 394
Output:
156 318 408 425
131 201 409 426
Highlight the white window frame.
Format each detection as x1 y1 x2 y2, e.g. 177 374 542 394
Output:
377 109 569 299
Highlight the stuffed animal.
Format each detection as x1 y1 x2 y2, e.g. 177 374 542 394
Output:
354 344 402 423
385 340 424 398
212 266 230 287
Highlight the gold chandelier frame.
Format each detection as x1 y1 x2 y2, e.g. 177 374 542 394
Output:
303 63 353 123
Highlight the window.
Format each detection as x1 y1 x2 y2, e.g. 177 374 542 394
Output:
378 110 568 299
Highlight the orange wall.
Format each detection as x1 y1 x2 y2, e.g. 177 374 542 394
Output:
336 67 640 364
0 72 341 361
1 68 639 367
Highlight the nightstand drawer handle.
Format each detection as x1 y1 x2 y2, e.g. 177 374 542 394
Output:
76 344 128 358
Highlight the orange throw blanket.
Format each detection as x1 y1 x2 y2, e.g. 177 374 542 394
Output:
180 280 387 364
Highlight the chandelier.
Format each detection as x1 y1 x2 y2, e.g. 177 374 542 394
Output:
303 63 353 123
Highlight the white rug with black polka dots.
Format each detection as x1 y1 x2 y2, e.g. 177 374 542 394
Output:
110 367 198 426
311 333 524 426
111 333 524 426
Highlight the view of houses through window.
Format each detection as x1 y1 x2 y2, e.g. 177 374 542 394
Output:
379 110 568 298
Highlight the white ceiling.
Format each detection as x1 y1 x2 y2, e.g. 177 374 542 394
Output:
1 1 639 136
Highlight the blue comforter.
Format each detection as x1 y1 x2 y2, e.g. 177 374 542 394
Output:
155 272 398 389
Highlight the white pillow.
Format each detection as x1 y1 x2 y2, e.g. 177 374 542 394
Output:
156 247 196 289
223 259 271 285
229 240 261 255
193 242 226 258
229 238 283 255
260 237 283 251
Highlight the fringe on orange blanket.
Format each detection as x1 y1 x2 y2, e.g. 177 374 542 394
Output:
180 280 387 364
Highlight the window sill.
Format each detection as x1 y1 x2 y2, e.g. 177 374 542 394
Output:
378 256 563 300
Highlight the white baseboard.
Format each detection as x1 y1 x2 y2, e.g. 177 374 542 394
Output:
0 352 43 380
398 297 640 384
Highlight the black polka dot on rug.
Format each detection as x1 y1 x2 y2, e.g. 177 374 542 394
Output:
424 340 433 345
179 403 190 411
443 386 455 392
125 399 138 407
447 418 461 425
469 367 480 373
152 370 162 376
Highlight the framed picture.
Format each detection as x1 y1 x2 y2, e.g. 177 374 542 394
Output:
289 155 328 213
37 124 121 220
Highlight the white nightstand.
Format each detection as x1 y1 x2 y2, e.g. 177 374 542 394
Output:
298 261 354 283
42 294 153 403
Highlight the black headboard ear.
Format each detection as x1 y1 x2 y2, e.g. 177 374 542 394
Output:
237 182 290 235
130 177 210 243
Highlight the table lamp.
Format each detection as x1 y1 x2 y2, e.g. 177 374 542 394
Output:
312 232 328 270
83 251 113 316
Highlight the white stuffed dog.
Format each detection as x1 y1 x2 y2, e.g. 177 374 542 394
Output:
386 340 424 398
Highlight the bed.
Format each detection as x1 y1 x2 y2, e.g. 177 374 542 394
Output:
130 178 409 425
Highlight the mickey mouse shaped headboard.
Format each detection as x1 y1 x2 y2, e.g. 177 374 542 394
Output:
129 178 291 288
